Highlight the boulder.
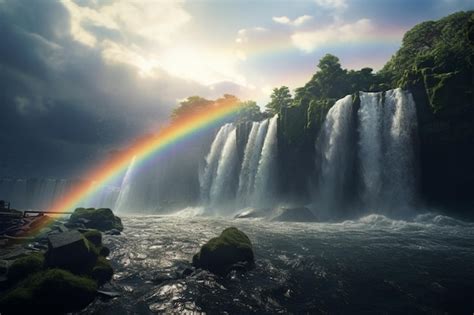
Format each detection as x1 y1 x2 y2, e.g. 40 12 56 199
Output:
192 227 254 275
69 208 123 232
0 269 97 314
91 256 113 286
271 207 317 222
7 253 44 284
45 231 96 273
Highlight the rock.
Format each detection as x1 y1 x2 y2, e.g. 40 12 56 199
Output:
82 229 102 247
0 269 97 314
45 231 96 273
105 228 121 235
69 208 123 232
91 256 113 286
7 253 45 284
271 207 317 222
55 224 69 233
192 227 254 275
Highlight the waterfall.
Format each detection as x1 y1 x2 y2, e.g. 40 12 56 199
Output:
252 115 278 207
315 95 353 211
114 156 137 213
236 119 269 206
209 128 239 207
382 88 418 209
200 123 234 204
0 177 118 211
200 115 278 211
358 92 383 208
313 89 418 215
357 88 418 212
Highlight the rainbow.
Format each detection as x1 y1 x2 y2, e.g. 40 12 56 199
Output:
23 97 242 235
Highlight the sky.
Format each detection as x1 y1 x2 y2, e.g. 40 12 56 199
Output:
0 0 472 178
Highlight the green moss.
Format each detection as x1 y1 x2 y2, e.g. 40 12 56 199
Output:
69 208 123 231
192 227 254 275
8 253 45 284
0 269 97 314
82 229 102 247
91 256 113 286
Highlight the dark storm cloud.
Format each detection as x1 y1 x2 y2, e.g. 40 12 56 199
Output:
0 0 210 178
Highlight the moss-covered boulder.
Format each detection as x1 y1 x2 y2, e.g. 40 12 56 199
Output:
82 229 102 247
91 256 114 286
192 227 254 275
45 230 97 274
7 253 45 284
0 269 97 314
69 208 123 232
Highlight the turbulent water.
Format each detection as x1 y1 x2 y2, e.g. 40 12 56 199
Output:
81 214 474 314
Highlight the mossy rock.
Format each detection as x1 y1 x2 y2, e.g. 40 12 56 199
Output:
192 227 254 275
82 229 102 247
7 253 45 284
45 231 98 274
91 256 113 286
69 208 123 232
0 269 97 314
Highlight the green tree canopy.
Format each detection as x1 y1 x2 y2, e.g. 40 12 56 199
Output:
237 101 262 122
266 86 292 114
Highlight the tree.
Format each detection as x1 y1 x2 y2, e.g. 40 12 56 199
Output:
171 96 212 120
266 86 292 114
236 101 262 122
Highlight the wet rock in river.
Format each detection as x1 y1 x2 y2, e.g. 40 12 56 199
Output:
69 208 123 232
192 227 254 275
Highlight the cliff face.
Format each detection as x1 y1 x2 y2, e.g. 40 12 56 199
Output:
397 11 474 211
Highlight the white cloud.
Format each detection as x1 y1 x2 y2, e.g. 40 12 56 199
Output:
272 15 313 26
314 0 347 9
235 27 267 43
61 0 190 47
291 18 373 52
61 0 249 87
272 16 291 25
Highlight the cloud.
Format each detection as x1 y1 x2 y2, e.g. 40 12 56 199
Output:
272 15 313 26
0 0 221 177
61 0 190 47
314 0 347 9
291 18 373 52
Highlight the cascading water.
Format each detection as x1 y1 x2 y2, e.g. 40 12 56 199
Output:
114 156 137 213
382 88 418 209
252 115 278 207
209 128 239 208
315 95 353 212
200 115 278 212
315 89 418 215
200 123 234 205
358 92 383 208
358 89 418 211
236 119 269 206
